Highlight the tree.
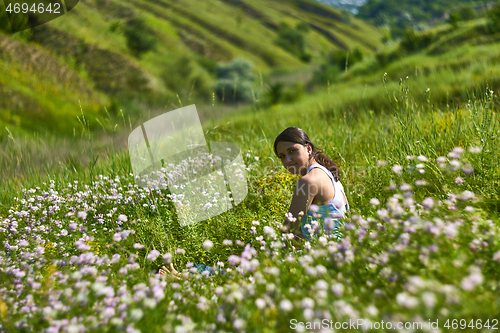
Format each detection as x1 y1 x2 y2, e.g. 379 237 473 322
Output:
214 59 255 104
123 17 157 58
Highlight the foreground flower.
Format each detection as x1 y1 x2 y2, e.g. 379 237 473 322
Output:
147 250 160 261
203 240 214 250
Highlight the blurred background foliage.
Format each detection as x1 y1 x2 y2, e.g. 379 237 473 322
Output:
1 0 500 211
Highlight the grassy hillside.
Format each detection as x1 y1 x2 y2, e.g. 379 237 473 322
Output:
1 6 500 330
0 0 383 139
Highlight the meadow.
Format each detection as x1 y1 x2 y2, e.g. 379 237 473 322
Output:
2 2 500 331
1 70 500 331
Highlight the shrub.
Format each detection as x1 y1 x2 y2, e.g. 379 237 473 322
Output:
161 57 213 102
459 5 476 21
328 47 364 71
214 58 255 104
122 17 157 58
400 29 434 53
487 2 500 34
274 22 311 62
261 82 304 106
448 12 461 29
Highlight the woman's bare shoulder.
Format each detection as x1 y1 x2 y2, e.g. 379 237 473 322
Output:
305 168 330 184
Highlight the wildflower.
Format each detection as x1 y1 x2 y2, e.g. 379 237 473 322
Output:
222 239 233 246
203 240 214 250
462 165 474 175
422 197 434 209
255 298 266 309
133 243 145 249
113 233 122 242
366 305 378 317
280 299 293 311
162 253 171 263
309 204 319 213
449 160 460 170
415 180 427 186
396 292 418 309
493 250 500 261
455 177 464 185
369 198 380 206
421 292 436 308
228 255 240 266
77 211 87 220
392 165 403 175
436 156 446 163
316 280 328 290
176 248 186 254
130 309 143 321
459 191 475 201
461 272 483 291
301 298 315 308
417 155 428 162
469 147 481 153
147 250 160 261
331 283 344 296
118 214 128 222
263 226 275 236
377 160 387 167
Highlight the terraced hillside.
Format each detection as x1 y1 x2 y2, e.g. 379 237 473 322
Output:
0 0 383 138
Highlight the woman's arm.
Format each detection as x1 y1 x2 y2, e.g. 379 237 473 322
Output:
283 177 316 239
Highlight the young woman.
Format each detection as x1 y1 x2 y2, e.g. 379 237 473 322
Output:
274 127 349 242
160 127 349 278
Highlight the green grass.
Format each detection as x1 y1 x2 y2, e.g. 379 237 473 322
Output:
3 7 500 331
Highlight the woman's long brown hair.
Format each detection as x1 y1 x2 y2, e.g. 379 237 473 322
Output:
273 127 341 181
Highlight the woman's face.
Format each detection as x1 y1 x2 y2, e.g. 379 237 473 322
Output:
276 141 312 176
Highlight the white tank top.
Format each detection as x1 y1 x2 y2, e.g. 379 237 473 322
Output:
306 163 350 213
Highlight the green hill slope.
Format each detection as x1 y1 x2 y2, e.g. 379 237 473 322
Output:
0 0 383 138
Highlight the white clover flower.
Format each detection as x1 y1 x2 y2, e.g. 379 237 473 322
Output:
366 305 378 316
263 226 275 236
147 250 160 261
130 309 143 321
422 197 434 209
396 292 418 309
255 298 266 309
117 214 128 222
369 198 380 206
417 155 428 162
280 299 293 311
469 147 482 153
203 240 214 250
315 280 328 290
421 292 436 308
113 233 122 242
392 165 403 175
436 156 447 163
331 283 344 296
